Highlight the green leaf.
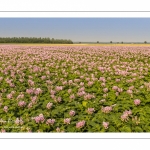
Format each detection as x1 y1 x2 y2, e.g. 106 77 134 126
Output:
82 101 87 107
108 126 116 132
120 126 132 132
135 126 143 132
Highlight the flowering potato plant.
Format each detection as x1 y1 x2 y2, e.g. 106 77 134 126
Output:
0 45 150 132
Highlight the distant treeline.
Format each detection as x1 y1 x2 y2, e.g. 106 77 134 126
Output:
0 37 73 44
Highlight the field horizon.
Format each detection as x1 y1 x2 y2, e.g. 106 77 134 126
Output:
1 43 150 47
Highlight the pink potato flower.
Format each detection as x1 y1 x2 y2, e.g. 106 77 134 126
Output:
55 86 63 91
87 108 95 114
46 102 53 109
28 102 33 108
57 97 62 102
69 110 76 116
112 86 118 91
76 120 85 129
101 83 106 87
3 106 8 113
39 114 45 122
34 116 41 123
34 88 42 95
102 122 109 129
69 94 75 100
15 118 24 125
134 99 141 106
64 118 71 124
41 76 46 80
56 127 61 132
1 129 6 133
7 93 13 99
46 119 55 125
121 110 132 122
18 101 26 107
34 114 45 123
127 89 133 94
103 88 108 93
101 106 112 113
121 113 129 122
68 89 72 94
15 118 20 125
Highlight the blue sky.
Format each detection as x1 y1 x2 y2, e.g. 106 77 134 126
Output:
0 18 150 42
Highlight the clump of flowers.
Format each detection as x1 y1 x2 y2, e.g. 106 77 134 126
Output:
55 86 63 91
117 88 123 93
7 93 13 99
77 91 86 97
1 129 6 133
69 94 75 100
28 102 33 108
41 76 46 80
127 89 133 94
101 106 112 113
112 86 118 91
39 114 45 122
101 83 105 87
76 120 85 129
34 88 42 95
57 97 62 103
18 101 26 107
56 127 61 132
84 93 95 100
26 88 34 94
129 86 134 90
31 96 38 104
121 110 132 122
99 77 105 82
0 77 3 82
87 108 95 114
102 122 109 129
64 118 71 124
46 102 53 109
115 92 119 96
103 88 108 93
116 79 120 82
17 93 24 100
68 89 72 94
50 90 56 95
33 114 45 123
3 106 8 113
28 79 34 86
87 81 94 87
46 119 55 125
15 117 24 125
134 99 141 106
68 80 73 85
69 110 76 116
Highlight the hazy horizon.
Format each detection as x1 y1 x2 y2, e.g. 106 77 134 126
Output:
0 18 150 42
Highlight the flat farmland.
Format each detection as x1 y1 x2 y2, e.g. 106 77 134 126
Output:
1 43 150 47
0 44 150 132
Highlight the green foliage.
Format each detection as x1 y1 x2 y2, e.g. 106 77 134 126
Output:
120 126 132 132
0 45 150 132
135 127 143 132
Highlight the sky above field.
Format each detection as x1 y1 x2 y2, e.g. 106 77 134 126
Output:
0 18 150 42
